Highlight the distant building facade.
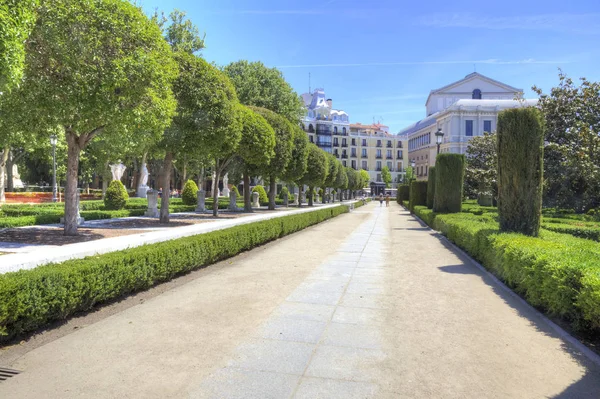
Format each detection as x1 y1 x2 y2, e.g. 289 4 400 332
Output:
398 72 537 180
301 89 407 189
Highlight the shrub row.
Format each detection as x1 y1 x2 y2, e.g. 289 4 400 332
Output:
541 222 600 242
0 204 351 341
412 207 600 332
409 181 427 213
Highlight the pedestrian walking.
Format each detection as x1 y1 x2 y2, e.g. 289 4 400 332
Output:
385 194 390 207
379 193 384 207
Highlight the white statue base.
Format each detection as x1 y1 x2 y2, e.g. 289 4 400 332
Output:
228 192 239 211
137 185 149 198
222 187 230 198
144 190 160 218
195 190 206 212
251 192 260 208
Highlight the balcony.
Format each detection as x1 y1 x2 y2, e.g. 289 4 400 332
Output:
333 142 339 146
376 143 382 147
341 143 348 147
376 168 382 172
376 155 382 159
386 156 393 160
386 143 392 148
351 153 357 158
341 154 348 159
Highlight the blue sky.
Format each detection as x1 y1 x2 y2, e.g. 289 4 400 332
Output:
139 0 600 133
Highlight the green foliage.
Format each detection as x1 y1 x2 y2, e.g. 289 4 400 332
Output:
223 60 305 123
465 132 497 199
433 153 465 213
181 179 199 206
230 185 240 197
300 144 329 188
278 186 289 199
534 72 600 212
426 166 436 209
252 185 268 205
157 9 205 54
397 185 410 203
497 107 544 236
359 169 370 187
104 180 129 210
409 181 427 213
381 166 392 188
403 166 415 183
0 205 350 341
281 126 309 183
413 207 600 332
236 104 276 170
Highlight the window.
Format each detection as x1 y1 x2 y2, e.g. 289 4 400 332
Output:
309 136 314 143
484 120 492 133
334 126 338 134
376 140 382 147
387 140 392 148
342 139 347 146
362 149 367 157
397 141 402 148
351 148 356 156
333 138 339 146
342 127 347 134
351 138 356 146
376 149 382 158
376 161 382 171
397 150 403 159
362 160 368 169
465 120 473 136
387 161 392 170
376 174 382 182
386 150 392 159
342 161 347 167
308 124 314 133
351 160 356 169
472 89 482 99
425 166 428 176
362 139 367 146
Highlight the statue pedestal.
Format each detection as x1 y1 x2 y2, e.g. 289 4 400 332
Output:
222 187 230 198
144 190 160 218
137 185 149 198
251 192 260 208
195 190 206 212
228 192 238 211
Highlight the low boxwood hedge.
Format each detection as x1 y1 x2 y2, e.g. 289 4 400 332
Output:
412 206 600 332
0 204 350 341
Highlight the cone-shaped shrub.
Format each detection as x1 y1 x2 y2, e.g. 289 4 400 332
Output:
230 185 240 197
278 186 289 199
398 184 410 204
497 107 544 236
252 185 268 205
426 166 436 209
181 180 199 205
433 154 465 213
104 180 129 210
409 181 428 213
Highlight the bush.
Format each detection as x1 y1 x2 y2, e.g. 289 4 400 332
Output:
104 180 129 210
397 184 410 204
497 107 544 236
426 166 436 209
409 181 427 213
230 185 240 198
252 185 268 205
0 204 350 341
278 186 289 199
181 180 199 206
433 154 465 213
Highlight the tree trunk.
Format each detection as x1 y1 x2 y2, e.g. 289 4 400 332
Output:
0 146 8 202
308 186 314 207
101 160 110 199
268 176 276 210
182 157 187 185
212 161 221 217
160 152 173 223
6 150 13 192
64 131 83 236
198 166 205 190
137 152 147 191
298 185 304 207
243 172 252 212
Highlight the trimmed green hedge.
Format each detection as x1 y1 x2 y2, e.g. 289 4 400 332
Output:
542 222 600 242
433 153 465 213
409 181 427 213
497 107 544 236
397 184 410 204
0 204 351 341
412 207 600 332
426 166 436 209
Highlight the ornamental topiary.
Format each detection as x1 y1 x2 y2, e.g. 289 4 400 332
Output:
278 186 289 199
230 185 240 197
409 181 428 213
426 166 436 209
497 107 544 236
181 180 199 205
433 153 465 213
252 185 268 205
104 180 129 210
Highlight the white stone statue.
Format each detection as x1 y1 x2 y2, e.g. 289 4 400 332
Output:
110 161 126 181
222 173 230 198
12 164 24 188
137 162 150 198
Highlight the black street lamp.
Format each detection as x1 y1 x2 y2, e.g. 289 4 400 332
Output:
50 134 58 202
435 128 444 155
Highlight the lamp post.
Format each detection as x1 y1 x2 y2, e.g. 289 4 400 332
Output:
50 135 58 202
410 159 416 180
435 128 444 155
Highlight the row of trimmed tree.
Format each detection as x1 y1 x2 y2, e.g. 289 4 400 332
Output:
0 1 368 236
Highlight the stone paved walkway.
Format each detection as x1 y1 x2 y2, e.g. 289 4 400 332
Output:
1 202 600 398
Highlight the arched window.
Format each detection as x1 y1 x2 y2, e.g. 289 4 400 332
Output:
308 124 314 133
342 127 347 134
472 89 482 99
334 126 338 134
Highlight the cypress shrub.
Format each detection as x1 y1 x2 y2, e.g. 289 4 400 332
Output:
497 108 544 236
181 180 199 205
398 184 410 204
426 166 436 209
104 180 129 210
409 181 428 213
433 154 465 213
252 185 268 205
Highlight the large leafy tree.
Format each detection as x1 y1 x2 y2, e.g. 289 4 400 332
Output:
381 166 392 188
249 106 294 210
17 0 177 234
281 126 309 185
323 155 340 202
533 72 600 211
334 163 349 199
223 60 305 123
236 104 276 212
359 169 370 189
0 0 37 92
300 144 328 206
464 131 497 199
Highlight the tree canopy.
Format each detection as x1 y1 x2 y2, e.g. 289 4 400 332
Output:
381 166 392 188
464 131 497 199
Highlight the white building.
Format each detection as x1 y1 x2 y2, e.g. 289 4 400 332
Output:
398 72 537 179
300 88 350 154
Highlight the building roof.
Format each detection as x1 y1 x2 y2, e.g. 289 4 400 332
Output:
349 122 389 130
396 113 438 136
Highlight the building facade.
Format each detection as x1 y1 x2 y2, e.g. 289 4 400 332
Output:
398 72 537 180
301 89 407 189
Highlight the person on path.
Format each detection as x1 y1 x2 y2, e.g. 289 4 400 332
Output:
379 193 384 207
385 194 390 207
